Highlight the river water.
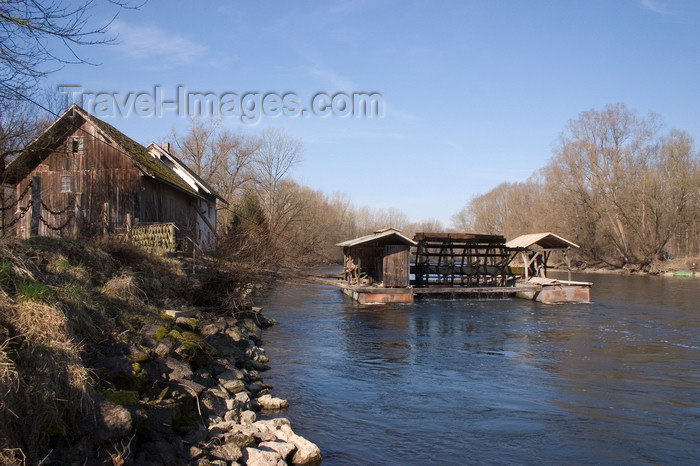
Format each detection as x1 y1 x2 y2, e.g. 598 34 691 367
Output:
258 272 699 465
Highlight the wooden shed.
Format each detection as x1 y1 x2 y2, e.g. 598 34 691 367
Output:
337 228 416 288
2 104 225 250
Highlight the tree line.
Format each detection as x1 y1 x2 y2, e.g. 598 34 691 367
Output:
452 103 700 267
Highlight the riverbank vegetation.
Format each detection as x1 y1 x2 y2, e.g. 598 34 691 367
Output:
0 236 317 464
452 103 700 269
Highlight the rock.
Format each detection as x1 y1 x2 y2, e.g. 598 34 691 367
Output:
98 355 132 380
224 409 240 423
154 339 175 358
187 445 205 460
138 439 181 465
164 357 193 380
129 345 151 362
253 420 321 465
225 398 238 410
240 409 257 425
257 394 289 410
91 397 132 443
224 429 257 448
222 378 246 394
164 308 197 319
242 447 284 466
174 378 206 396
210 443 242 463
200 389 228 419
225 326 250 347
200 322 224 336
249 346 270 363
259 440 296 462
241 318 263 342
217 369 246 393
183 426 207 444
204 334 246 359
247 382 264 395
143 406 176 438
235 391 252 409
288 435 322 465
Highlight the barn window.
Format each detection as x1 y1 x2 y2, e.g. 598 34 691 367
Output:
60 176 72 193
69 136 84 155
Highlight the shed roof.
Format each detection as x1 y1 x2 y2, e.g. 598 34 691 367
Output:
337 228 417 247
506 232 580 250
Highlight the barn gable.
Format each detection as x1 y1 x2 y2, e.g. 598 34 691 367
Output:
3 104 222 250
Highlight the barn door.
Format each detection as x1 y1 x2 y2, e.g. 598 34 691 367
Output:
383 245 409 287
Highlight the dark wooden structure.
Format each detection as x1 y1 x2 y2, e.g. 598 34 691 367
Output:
412 233 511 287
337 228 416 288
2 104 224 250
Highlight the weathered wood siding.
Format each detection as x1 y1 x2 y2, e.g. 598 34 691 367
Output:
139 177 197 241
14 119 195 241
16 120 141 238
383 244 410 287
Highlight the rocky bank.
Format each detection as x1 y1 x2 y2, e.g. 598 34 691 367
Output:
63 306 321 466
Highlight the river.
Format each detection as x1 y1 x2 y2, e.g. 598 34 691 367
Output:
258 272 699 465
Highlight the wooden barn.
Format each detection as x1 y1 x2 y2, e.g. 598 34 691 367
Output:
337 228 416 288
2 104 225 250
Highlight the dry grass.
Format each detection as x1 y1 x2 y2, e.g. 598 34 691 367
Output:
0 235 236 462
102 274 147 304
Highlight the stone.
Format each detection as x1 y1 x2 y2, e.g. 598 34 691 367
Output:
204 334 246 359
257 394 289 410
224 409 240 423
199 389 228 419
187 446 205 460
175 378 206 395
235 391 251 405
200 322 224 336
242 447 284 466
221 378 246 394
224 429 257 448
164 357 193 380
143 406 176 438
225 326 250 347
183 426 207 444
259 440 297 462
218 369 246 393
240 409 257 425
246 382 264 395
288 435 322 465
241 318 263 342
154 340 174 358
164 308 198 319
210 443 242 462
91 397 132 443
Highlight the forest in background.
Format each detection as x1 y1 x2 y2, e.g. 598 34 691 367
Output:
452 103 700 267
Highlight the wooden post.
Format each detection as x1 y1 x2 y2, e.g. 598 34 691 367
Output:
125 213 132 240
73 193 82 238
102 202 109 236
30 176 41 237
1 187 5 238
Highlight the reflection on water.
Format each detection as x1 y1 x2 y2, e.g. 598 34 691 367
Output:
259 273 699 465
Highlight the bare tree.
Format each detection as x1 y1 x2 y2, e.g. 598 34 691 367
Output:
170 117 260 204
251 127 303 234
0 0 133 101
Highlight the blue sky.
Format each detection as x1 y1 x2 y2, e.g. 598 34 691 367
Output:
50 0 700 225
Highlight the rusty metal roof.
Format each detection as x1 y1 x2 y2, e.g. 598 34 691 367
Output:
337 228 417 247
506 232 580 250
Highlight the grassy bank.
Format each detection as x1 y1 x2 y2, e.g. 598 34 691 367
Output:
0 237 257 464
